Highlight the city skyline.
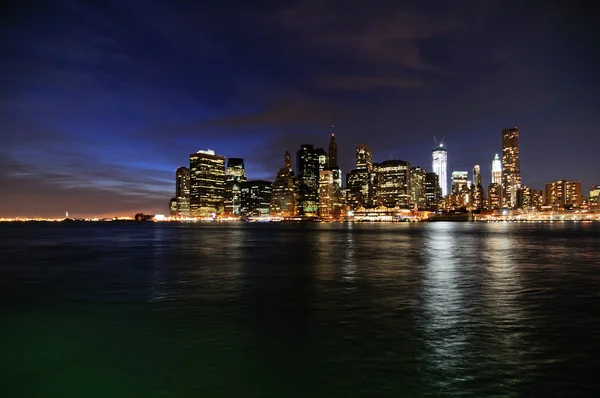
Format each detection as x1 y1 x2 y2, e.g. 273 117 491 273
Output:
1 1 599 217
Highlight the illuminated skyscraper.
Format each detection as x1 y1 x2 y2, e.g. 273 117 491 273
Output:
451 171 468 194
502 127 521 207
175 166 190 217
487 183 502 210
425 172 442 211
432 144 447 197
373 159 411 208
346 169 370 209
296 144 320 217
319 170 335 219
270 151 296 217
316 148 328 172
328 129 338 168
410 166 427 210
473 165 482 187
189 149 226 217
356 145 373 171
492 154 502 184
240 181 272 217
224 158 247 216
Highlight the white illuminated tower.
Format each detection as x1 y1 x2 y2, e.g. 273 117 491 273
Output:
492 154 502 184
432 143 448 197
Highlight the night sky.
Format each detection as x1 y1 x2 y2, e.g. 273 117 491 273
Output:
1 0 598 217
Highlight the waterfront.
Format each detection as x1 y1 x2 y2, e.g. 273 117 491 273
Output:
1 222 600 397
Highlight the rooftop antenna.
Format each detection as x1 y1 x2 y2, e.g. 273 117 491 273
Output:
331 124 335 136
434 136 438 146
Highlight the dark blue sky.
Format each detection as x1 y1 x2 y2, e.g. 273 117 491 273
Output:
1 0 598 217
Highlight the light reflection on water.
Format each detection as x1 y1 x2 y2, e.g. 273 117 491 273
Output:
1 222 600 397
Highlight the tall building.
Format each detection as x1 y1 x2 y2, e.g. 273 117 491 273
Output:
473 165 482 187
356 145 373 171
175 166 190 217
169 198 177 217
545 180 581 208
451 171 468 194
488 183 502 210
492 154 502 184
224 158 247 216
517 186 533 209
240 181 272 217
532 190 544 209
270 151 297 217
296 145 320 217
373 159 411 208
432 144 448 197
566 181 582 208
319 170 335 219
410 166 427 210
472 184 485 211
316 148 328 172
346 169 371 209
328 130 338 168
502 127 521 207
425 172 441 211
189 149 225 217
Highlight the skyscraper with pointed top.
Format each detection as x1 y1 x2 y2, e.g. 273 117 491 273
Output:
432 142 447 197
328 125 338 168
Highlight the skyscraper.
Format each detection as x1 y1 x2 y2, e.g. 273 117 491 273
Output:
316 148 328 172
240 181 272 217
224 158 247 216
492 154 502 184
296 144 320 217
502 127 521 207
410 166 427 210
175 166 190 217
488 183 502 210
373 159 411 208
189 149 226 217
432 144 447 197
451 171 468 194
346 169 370 209
473 165 482 187
356 144 373 171
425 172 441 211
328 129 338 168
270 151 296 217
319 170 335 219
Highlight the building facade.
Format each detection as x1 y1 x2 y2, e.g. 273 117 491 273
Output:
432 144 448 197
545 180 581 208
473 165 482 187
346 169 371 209
319 170 335 219
270 151 296 217
224 158 247 216
296 145 320 217
502 127 521 207
373 159 411 208
410 166 427 209
175 166 191 217
488 183 502 210
189 149 226 217
451 171 468 195
240 180 272 217
328 132 338 168
492 154 502 185
425 172 441 211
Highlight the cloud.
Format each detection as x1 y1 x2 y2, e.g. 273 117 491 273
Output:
317 76 423 91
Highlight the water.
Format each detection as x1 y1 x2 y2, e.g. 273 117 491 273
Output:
1 222 599 397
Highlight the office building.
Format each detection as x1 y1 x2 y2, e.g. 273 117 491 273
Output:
492 154 502 185
224 158 247 216
545 180 581 208
270 151 296 217
472 184 485 211
316 148 328 172
517 186 533 209
356 144 373 171
410 166 427 210
373 159 411 208
488 183 502 210
319 170 335 219
175 166 190 217
473 165 482 187
346 169 371 209
189 149 226 217
432 144 448 197
532 190 544 209
296 144 320 217
425 172 441 211
502 127 522 207
451 171 468 195
169 198 177 217
328 131 338 168
240 181 272 217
